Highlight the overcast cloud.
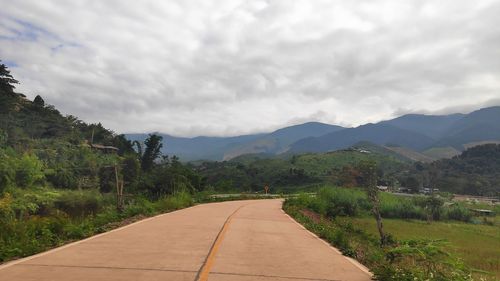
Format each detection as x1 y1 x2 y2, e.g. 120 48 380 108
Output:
1 0 499 136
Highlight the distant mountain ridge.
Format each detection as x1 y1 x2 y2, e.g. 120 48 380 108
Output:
126 106 500 161
288 106 500 156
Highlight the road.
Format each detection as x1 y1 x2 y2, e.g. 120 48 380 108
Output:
0 199 372 281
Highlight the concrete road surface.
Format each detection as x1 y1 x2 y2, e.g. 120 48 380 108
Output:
0 199 372 281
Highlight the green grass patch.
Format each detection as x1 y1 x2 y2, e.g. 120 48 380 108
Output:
347 217 500 279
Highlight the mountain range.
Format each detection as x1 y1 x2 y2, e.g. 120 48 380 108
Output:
126 106 500 161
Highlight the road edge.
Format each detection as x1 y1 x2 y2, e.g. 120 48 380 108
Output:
280 208 373 277
0 204 203 271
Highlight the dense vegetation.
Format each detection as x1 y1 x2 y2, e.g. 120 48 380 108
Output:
196 150 406 193
197 144 500 196
414 144 500 196
0 62 205 262
284 187 499 280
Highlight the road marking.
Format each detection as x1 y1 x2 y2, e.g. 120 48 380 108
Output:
195 204 247 281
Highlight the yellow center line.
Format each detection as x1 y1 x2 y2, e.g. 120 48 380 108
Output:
196 204 247 281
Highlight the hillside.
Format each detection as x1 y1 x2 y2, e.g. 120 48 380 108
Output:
433 106 500 149
127 122 344 161
197 149 406 192
381 113 464 139
127 106 500 162
288 107 500 157
288 123 435 153
418 144 500 196
222 122 344 160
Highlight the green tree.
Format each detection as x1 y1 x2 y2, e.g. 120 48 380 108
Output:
33 95 45 107
122 154 140 186
0 61 19 93
358 160 387 246
141 134 163 171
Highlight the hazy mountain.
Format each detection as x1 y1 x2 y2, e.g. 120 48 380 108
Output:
288 106 500 156
222 122 344 160
289 123 435 153
126 133 264 161
381 113 465 139
126 122 343 161
434 106 500 149
127 106 500 161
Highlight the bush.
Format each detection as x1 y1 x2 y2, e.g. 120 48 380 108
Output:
374 239 474 281
312 187 367 217
46 167 78 189
444 204 472 222
380 196 426 220
15 154 45 188
0 149 16 192
155 191 193 212
54 190 104 217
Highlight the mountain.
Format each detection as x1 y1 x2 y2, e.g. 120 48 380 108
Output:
433 106 500 149
288 123 435 153
127 106 500 162
381 113 465 139
126 122 344 161
222 122 344 160
288 106 500 157
126 133 264 161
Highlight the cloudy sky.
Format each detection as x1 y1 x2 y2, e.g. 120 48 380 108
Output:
1 0 499 136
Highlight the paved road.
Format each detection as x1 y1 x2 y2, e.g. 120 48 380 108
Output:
0 200 372 281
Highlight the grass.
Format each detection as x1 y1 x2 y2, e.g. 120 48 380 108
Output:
347 217 500 278
284 187 500 280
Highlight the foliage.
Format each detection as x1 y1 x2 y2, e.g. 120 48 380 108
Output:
373 239 474 281
141 134 163 171
197 150 406 193
399 144 500 196
0 188 194 263
283 196 480 281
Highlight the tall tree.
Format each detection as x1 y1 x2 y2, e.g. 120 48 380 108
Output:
0 61 19 94
141 134 163 171
33 95 45 107
358 160 387 246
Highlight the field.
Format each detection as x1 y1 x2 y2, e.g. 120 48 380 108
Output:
284 187 500 280
347 217 500 278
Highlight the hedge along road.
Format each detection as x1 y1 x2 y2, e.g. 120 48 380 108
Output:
0 199 372 281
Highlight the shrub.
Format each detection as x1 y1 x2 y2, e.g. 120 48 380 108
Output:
0 149 16 192
15 154 45 188
374 239 474 281
444 204 472 222
155 191 193 212
46 167 77 189
54 190 104 217
315 187 367 217
380 197 426 220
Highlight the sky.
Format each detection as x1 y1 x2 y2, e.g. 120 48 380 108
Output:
1 0 499 137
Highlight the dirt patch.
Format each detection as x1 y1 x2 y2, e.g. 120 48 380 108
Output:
300 209 322 223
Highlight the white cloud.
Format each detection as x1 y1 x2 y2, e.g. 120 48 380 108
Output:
0 0 499 136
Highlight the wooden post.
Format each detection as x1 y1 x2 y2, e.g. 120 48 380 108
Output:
114 164 123 212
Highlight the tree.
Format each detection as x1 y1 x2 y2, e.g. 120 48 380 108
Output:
33 95 45 107
112 134 134 155
358 160 387 246
141 134 163 171
0 61 19 93
122 154 140 186
424 196 444 222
